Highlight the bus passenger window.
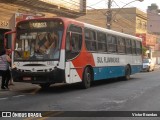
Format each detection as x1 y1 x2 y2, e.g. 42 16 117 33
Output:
126 39 132 54
117 37 125 53
107 35 117 53
136 41 142 55
97 32 106 52
131 40 136 54
85 28 96 51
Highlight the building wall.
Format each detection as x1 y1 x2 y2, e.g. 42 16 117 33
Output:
76 7 147 36
111 8 136 35
39 0 86 13
76 9 107 28
136 9 147 34
147 4 160 34
136 33 157 49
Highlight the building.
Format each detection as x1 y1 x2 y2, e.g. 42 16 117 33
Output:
147 4 160 35
76 7 147 35
136 33 157 59
147 4 160 64
0 0 86 51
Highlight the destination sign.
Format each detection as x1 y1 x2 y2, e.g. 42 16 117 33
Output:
30 22 47 28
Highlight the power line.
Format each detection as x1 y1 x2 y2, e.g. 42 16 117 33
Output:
119 0 146 12
112 0 138 26
88 0 106 7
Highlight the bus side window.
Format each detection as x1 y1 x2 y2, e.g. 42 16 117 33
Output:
5 34 10 49
107 35 117 53
66 25 82 60
136 41 142 55
117 37 125 53
126 39 132 54
85 28 96 51
131 40 136 54
66 32 71 52
97 32 106 52
71 34 82 53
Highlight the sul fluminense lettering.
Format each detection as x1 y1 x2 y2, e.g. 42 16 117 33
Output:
97 57 119 63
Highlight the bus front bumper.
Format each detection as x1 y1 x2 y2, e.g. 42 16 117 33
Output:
11 68 65 84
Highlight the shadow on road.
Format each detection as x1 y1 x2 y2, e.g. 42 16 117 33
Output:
3 76 141 96
34 77 141 94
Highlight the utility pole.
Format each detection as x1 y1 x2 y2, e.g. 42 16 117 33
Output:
106 0 144 29
107 0 112 29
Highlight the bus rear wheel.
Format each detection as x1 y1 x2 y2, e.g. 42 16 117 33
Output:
81 67 92 89
123 66 131 80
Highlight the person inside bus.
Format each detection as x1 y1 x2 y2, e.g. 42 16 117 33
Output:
0 49 11 90
35 31 58 55
46 32 59 59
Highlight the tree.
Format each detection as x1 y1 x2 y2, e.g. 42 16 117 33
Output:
142 46 147 56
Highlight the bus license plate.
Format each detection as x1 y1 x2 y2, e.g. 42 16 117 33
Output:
23 77 31 80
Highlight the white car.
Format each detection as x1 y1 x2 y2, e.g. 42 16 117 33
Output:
142 58 155 72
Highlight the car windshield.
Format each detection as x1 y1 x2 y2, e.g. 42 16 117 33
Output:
143 59 149 63
14 20 63 61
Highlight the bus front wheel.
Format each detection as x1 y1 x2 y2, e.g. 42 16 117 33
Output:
81 67 92 89
39 83 50 89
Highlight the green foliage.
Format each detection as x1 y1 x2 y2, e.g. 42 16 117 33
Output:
142 46 147 56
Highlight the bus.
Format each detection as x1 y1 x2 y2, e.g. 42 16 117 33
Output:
7 17 142 89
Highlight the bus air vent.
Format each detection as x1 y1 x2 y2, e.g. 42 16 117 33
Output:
23 64 45 66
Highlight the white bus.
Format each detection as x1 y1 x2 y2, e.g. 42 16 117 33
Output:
6 17 142 89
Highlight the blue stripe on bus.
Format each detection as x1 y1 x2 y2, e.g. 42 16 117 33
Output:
93 65 142 80
131 65 142 74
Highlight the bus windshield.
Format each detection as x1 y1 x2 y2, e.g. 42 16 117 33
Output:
14 19 63 61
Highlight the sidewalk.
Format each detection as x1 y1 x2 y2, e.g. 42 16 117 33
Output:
0 77 39 96
155 64 160 69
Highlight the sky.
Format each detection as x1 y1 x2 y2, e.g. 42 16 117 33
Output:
87 0 160 12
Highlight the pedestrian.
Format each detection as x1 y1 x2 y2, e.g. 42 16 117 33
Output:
0 49 11 90
6 49 14 86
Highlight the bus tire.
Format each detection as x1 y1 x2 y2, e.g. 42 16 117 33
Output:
39 83 50 89
81 67 92 89
123 66 131 80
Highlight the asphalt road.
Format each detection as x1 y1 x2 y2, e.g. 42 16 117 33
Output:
0 69 160 120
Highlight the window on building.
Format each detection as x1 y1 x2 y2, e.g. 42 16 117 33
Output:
137 19 141 29
144 22 147 30
142 22 147 30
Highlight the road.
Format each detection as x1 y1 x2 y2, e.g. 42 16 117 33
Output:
0 69 160 120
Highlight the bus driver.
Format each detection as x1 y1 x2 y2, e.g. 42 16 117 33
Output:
35 32 58 56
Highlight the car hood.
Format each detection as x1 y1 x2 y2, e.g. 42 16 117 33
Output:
143 63 149 65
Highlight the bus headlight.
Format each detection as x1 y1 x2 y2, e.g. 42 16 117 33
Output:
12 64 16 69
